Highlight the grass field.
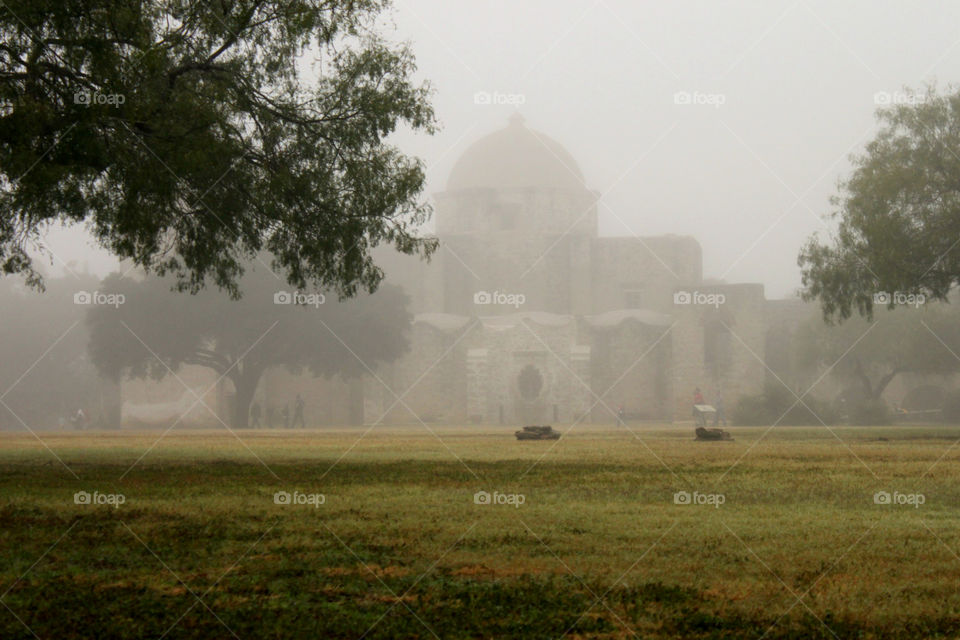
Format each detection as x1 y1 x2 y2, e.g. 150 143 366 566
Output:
2 424 960 639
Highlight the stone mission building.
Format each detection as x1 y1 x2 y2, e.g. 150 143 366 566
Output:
365 113 774 424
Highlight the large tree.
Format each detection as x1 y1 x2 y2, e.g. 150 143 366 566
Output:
86 266 411 428
799 86 960 320
0 0 436 296
794 303 960 402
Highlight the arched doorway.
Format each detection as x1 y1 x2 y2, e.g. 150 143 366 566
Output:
515 364 548 423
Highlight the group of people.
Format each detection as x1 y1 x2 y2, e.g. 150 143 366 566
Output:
249 394 306 428
693 387 726 427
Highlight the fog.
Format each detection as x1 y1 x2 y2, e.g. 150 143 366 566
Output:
7 4 960 635
6 0 960 433
38 0 960 298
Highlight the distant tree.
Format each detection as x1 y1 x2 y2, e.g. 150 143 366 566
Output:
794 304 960 401
799 86 960 320
86 267 411 428
0 0 436 296
0 270 105 430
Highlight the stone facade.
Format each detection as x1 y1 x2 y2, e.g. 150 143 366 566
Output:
362 115 780 424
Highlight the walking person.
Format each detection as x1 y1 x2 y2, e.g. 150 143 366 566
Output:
693 387 706 426
292 394 306 429
713 392 727 427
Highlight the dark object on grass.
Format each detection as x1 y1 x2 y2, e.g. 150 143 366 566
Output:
695 427 733 441
515 425 561 440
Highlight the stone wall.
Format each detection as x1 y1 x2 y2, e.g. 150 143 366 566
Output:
668 283 768 421
592 235 703 314
371 313 594 425
367 320 470 425
587 321 672 421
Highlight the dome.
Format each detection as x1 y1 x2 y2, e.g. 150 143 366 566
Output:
446 114 585 191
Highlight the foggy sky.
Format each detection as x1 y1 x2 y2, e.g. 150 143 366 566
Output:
37 0 960 299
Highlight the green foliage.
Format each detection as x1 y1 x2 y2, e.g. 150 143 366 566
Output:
730 392 770 426
793 303 960 401
85 264 411 426
0 0 436 296
733 384 838 426
848 397 891 426
799 85 960 321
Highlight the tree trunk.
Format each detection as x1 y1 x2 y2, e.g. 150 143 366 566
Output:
852 358 900 401
189 349 265 429
853 359 874 398
873 368 901 400
230 369 262 429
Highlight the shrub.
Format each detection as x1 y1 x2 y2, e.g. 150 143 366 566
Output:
942 390 960 423
732 385 837 426
732 394 770 426
848 397 891 426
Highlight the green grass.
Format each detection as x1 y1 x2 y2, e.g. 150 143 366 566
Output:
2 424 960 638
